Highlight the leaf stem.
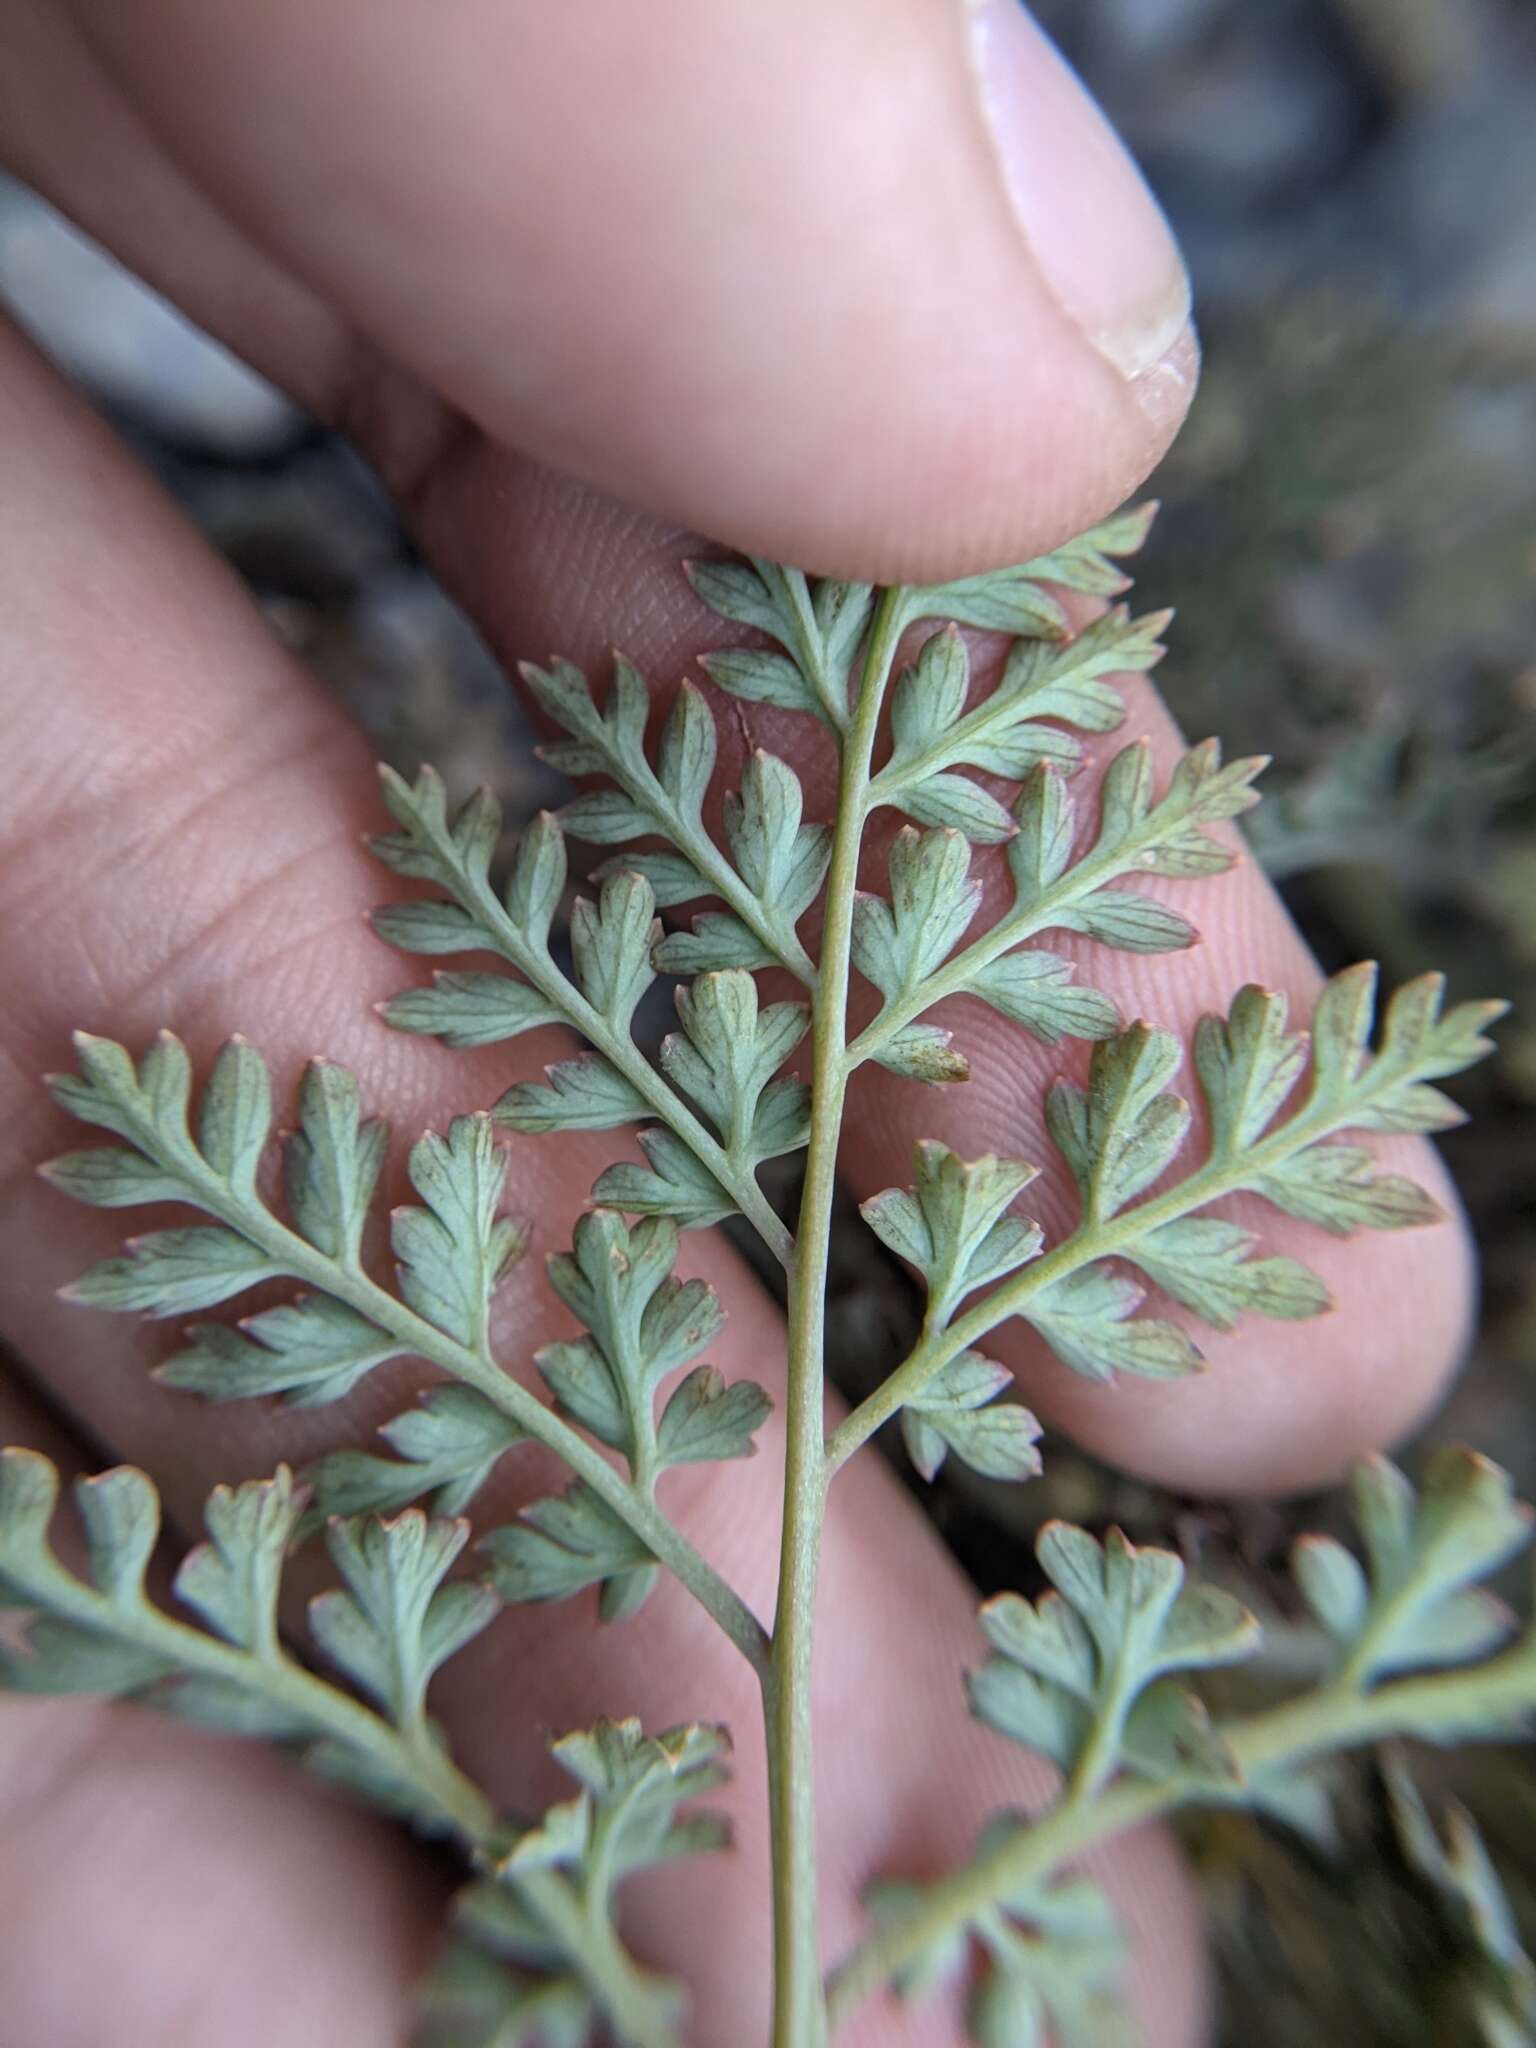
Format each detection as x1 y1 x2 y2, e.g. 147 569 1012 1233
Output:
766 586 904 2048
824 1639 1536 2025
825 1031 1436 1473
31 1556 495 1839
160 1148 772 1680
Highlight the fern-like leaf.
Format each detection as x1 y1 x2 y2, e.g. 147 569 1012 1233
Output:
970 1523 1259 1795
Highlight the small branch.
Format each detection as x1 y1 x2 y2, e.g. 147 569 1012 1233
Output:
579 724 820 991
825 1025 1444 1472
846 760 1218 1073
825 1641 1536 2025
168 1150 773 1681
455 864 797 1270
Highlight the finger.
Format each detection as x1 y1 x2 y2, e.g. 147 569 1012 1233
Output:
11 0 1193 580
0 1374 439 2048
0 326 1206 2035
397 467 1476 1497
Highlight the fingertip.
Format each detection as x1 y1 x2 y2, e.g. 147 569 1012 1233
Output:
69 0 1198 579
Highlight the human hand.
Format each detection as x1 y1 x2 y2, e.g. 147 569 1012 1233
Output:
0 5 1472 2043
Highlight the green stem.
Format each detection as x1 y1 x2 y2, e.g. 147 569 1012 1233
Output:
168 1150 772 1680
767 587 904 2048
825 1642 1536 2025
824 1037 1433 1473
37 1565 495 1839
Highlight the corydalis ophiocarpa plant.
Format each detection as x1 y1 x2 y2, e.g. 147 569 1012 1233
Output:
7 504 1528 2048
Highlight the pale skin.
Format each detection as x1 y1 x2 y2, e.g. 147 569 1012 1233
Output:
0 5 1476 2044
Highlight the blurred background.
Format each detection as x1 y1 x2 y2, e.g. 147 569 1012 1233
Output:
1 1 1533 2041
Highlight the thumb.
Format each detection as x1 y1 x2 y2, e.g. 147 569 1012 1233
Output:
62 0 1194 580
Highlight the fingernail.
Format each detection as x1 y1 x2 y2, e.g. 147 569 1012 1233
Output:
965 0 1192 380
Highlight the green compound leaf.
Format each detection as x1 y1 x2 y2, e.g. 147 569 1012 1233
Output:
899 1351 1043 1486
174 1465 307 1654
1021 1266 1204 1383
373 763 505 891
61 1226 279 1317
494 1054 651 1134
659 970 810 1171
1294 1449 1533 1688
482 1482 658 1623
965 1867 1130 2048
435 1719 733 2048
1125 1216 1328 1330
591 1128 736 1230
970 1522 1260 1795
966 950 1122 1049
159 1296 405 1408
569 872 660 1033
869 1858 1128 2048
852 828 980 1082
521 1720 732 1885
532 655 822 983
391 1114 529 1350
871 608 1169 845
655 1366 773 1468
850 740 1262 1068
688 556 874 729
1383 1750 1536 2048
309 1509 500 1729
382 972 563 1050
986 968 1502 1387
376 770 806 1261
653 749 830 978
195 1036 272 1196
45 1033 535 1421
1045 1026 1190 1225
283 1058 389 1264
861 1142 1043 1324
1 1449 496 1832
532 1211 768 1484
0 1451 173 1698
304 1387 528 1522
417 1938 594 2048
900 499 1158 640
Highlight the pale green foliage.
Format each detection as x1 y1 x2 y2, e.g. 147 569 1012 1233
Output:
900 499 1159 640
0 1449 494 1817
427 1721 732 2048
482 1208 769 1621
1294 1448 1532 1686
659 971 810 1169
1383 1750 1536 2048
836 1453 1536 2040
845 737 1266 1083
847 965 1504 1464
1 1445 728 2048
15 503 1525 2048
870 608 1167 843
306 1387 528 1521
970 1524 1259 1793
870 1858 1129 2048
